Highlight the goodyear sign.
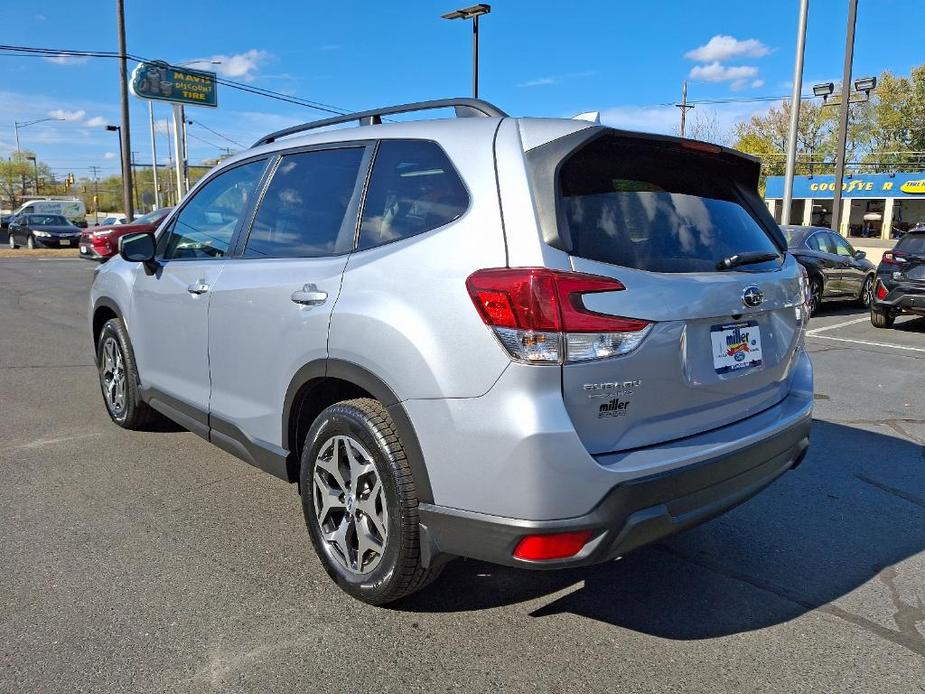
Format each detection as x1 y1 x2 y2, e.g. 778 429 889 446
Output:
766 172 925 199
130 61 217 108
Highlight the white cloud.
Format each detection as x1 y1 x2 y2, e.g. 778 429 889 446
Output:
689 62 759 83
518 71 596 88
103 152 116 160
187 49 271 82
48 109 86 121
685 35 770 62
84 116 108 128
751 79 765 89
43 55 89 66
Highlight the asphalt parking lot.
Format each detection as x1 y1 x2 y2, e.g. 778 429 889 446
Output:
1 258 923 693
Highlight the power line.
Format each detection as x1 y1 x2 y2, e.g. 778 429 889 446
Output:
186 119 245 149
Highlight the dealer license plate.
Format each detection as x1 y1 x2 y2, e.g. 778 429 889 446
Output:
710 321 762 374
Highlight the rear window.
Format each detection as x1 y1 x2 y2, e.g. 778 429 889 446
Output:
558 137 781 273
897 234 925 254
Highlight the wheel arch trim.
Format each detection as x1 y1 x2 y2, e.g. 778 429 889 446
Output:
283 359 433 502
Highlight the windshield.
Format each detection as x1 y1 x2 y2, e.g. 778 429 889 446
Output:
558 136 781 273
897 234 925 254
134 208 170 225
29 215 69 226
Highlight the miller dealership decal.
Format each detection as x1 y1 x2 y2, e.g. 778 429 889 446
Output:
583 379 641 418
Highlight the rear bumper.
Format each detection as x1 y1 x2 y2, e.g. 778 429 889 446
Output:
418 389 811 570
872 282 925 314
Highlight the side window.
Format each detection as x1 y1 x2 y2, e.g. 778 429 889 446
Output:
244 147 365 258
831 233 854 257
809 232 835 254
358 140 468 250
161 159 266 260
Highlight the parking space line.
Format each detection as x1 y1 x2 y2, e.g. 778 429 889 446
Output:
806 317 869 336
808 334 925 353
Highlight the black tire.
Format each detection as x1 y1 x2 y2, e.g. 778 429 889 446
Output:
300 398 441 605
870 308 895 329
7 234 17 249
26 235 35 250
856 275 874 308
96 318 162 429
808 277 823 316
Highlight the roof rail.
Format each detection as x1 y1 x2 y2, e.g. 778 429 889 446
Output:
251 98 508 148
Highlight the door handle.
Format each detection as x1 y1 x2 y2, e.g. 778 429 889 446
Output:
187 280 210 295
290 284 328 306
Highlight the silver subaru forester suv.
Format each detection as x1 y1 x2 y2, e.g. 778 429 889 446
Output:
89 98 813 604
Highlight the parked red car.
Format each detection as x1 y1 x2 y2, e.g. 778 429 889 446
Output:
79 207 173 260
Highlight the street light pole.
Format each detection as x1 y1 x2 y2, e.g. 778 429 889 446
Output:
27 156 39 195
115 0 134 220
831 0 858 234
105 125 126 209
148 101 160 208
782 0 809 226
441 4 491 98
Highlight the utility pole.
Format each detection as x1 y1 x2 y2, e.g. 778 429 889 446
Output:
782 0 809 226
89 165 101 216
831 0 858 234
171 104 188 199
115 0 134 219
131 151 140 212
675 80 694 138
148 101 160 208
164 117 174 206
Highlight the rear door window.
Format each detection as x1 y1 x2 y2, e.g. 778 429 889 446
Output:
557 136 781 273
358 140 468 250
808 232 836 255
244 147 366 258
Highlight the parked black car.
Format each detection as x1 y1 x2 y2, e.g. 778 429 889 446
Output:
870 229 925 328
781 225 875 315
7 214 82 249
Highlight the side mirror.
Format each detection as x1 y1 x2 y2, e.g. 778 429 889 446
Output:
853 250 866 260
119 232 156 264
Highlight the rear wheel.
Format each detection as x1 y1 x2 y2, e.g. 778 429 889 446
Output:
870 308 895 329
7 234 17 249
856 275 873 308
808 277 823 316
26 235 35 249
96 318 162 429
300 398 441 605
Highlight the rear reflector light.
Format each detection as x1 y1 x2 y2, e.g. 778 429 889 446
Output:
466 268 651 364
513 530 594 561
876 280 888 301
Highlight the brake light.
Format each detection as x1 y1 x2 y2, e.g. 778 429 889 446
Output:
876 281 888 301
513 530 594 561
882 251 906 265
467 268 651 364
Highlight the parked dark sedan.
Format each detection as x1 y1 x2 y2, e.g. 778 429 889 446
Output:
782 225 875 315
7 214 82 249
870 229 925 328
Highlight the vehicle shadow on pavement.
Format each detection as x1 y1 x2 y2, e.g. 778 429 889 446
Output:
396 421 925 649
892 316 925 332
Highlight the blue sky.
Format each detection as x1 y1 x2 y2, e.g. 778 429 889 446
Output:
2 0 923 182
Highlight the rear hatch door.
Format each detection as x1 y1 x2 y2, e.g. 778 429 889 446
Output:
539 131 806 454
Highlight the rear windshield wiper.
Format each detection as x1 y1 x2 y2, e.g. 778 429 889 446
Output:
717 251 781 271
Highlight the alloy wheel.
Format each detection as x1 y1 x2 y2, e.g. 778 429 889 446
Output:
26 235 34 249
810 280 822 315
861 276 873 307
312 435 388 576
7 236 14 249
100 336 126 416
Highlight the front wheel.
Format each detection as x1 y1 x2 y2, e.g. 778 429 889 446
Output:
300 398 441 605
96 318 162 429
856 275 874 308
26 235 35 249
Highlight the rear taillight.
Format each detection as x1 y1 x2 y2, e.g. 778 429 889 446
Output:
876 280 889 301
466 268 651 364
882 251 906 265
